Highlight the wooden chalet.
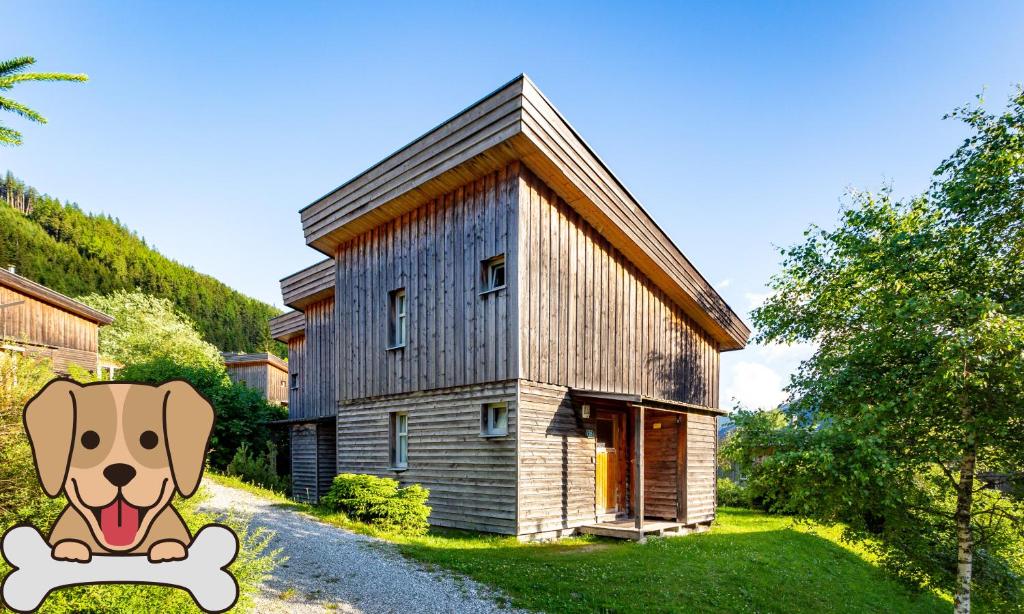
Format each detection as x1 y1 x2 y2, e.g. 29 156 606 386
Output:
222 351 290 406
0 267 114 374
274 75 750 539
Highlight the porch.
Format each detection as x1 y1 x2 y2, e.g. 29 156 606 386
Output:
570 390 724 541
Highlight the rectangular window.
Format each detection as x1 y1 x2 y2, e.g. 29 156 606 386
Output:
290 373 299 390
480 402 509 437
390 411 409 468
388 288 407 349
480 254 506 294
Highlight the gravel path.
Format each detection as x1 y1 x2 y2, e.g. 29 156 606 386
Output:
198 480 522 614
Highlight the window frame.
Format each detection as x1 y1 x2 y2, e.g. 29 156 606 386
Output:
480 402 509 438
388 288 408 350
290 372 299 390
479 254 507 295
390 411 409 470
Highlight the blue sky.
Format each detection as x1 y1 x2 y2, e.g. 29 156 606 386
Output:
4 2 1023 410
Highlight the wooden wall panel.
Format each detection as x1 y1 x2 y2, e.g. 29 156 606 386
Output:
517 168 721 407
644 410 680 520
336 381 517 534
0 285 100 373
334 164 519 401
287 298 335 421
686 413 717 523
517 380 597 535
291 424 318 503
316 422 337 497
225 362 289 405
287 335 305 417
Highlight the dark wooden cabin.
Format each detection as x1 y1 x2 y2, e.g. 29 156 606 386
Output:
276 75 750 539
269 259 337 503
0 267 113 375
222 351 289 405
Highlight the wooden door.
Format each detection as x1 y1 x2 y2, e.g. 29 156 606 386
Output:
595 414 621 515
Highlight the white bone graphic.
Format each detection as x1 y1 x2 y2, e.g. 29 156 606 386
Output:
1 524 239 613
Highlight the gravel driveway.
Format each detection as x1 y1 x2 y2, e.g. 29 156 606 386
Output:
198 480 522 614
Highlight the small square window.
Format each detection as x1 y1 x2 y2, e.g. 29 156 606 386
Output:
480 255 506 294
290 373 299 390
390 411 409 469
388 288 407 349
480 402 509 437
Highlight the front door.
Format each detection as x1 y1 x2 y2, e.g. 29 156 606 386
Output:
595 412 623 516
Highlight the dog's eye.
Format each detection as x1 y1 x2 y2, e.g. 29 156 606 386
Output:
139 430 159 450
81 431 100 449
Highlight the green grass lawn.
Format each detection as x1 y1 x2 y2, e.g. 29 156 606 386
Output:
206 474 952 613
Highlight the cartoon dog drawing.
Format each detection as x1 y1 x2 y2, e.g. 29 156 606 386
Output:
22 379 213 563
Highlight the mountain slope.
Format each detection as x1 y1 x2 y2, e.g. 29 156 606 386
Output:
0 172 283 355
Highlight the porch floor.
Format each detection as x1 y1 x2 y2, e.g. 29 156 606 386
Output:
579 519 705 541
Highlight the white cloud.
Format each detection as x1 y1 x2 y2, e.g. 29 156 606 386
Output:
716 278 732 289
744 291 771 311
722 361 788 411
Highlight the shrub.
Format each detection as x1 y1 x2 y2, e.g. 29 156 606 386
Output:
227 441 290 494
717 477 751 508
322 473 431 535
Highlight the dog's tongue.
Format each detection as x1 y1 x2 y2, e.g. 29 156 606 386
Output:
100 499 140 546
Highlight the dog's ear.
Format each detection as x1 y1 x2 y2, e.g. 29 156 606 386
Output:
160 380 214 498
24 379 79 497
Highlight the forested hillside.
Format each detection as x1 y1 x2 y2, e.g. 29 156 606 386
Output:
0 172 284 355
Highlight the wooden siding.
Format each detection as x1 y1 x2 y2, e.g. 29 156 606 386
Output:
317 422 337 497
0 284 102 374
291 423 318 503
517 381 596 535
270 310 304 341
518 168 720 407
286 335 305 414
298 75 749 350
335 164 519 401
686 413 717 523
287 297 336 420
223 353 289 405
643 410 680 520
336 381 518 534
281 259 335 309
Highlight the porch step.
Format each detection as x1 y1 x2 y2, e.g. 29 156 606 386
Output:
579 519 701 541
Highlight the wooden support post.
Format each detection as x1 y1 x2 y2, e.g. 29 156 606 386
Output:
676 414 688 523
634 405 644 531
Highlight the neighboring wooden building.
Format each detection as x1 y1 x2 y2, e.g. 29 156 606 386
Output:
0 267 113 374
222 351 290 406
269 260 336 503
276 75 750 539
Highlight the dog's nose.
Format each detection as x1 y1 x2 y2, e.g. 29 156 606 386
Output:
103 463 136 487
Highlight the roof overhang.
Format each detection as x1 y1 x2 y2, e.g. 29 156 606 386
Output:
222 351 288 372
570 389 727 417
0 269 113 325
298 75 750 350
280 258 335 310
269 310 305 343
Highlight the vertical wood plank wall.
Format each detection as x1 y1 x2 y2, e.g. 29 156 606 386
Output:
289 298 335 420
517 168 720 407
334 164 519 401
686 413 717 523
0 285 100 373
316 422 337 497
336 381 518 533
290 423 318 503
516 381 596 535
225 363 289 405
287 335 305 416
643 410 680 519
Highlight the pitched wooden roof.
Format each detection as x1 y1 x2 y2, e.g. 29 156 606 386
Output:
0 268 113 325
298 75 750 350
221 351 288 373
269 310 304 342
280 258 334 310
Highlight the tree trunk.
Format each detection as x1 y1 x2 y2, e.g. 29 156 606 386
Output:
953 445 976 614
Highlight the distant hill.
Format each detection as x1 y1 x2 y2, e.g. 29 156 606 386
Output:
0 172 284 356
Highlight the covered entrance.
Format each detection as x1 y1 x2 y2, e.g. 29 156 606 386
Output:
571 390 723 541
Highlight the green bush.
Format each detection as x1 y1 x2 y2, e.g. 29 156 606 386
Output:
227 441 290 494
718 477 752 508
322 473 431 535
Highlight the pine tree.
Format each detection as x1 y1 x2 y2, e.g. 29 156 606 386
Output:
0 56 87 146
